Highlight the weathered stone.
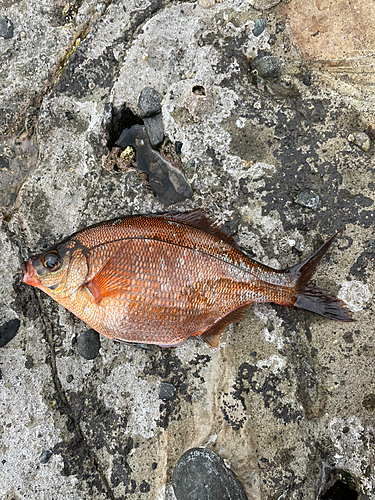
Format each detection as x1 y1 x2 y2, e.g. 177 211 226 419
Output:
294 191 320 211
76 329 100 360
173 448 247 500
138 87 163 118
158 382 176 401
348 132 370 152
39 450 53 464
252 55 281 79
252 19 266 37
144 113 164 147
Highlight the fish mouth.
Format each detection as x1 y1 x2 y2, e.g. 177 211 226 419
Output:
21 259 40 287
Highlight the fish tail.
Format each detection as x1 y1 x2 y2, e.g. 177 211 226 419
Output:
288 232 353 322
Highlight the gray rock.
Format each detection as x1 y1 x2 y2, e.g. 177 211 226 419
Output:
0 319 20 348
144 113 164 147
252 55 281 79
159 382 176 400
294 191 319 211
76 329 100 360
173 448 247 500
0 17 14 39
39 450 52 464
252 19 266 37
138 87 163 117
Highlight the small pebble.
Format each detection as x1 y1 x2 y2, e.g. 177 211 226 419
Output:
347 132 370 152
138 87 163 118
252 19 266 37
66 374 74 383
0 319 20 348
365 238 375 253
144 114 164 148
77 329 100 360
173 448 247 500
175 141 183 156
39 450 53 464
0 17 14 39
251 55 281 79
158 382 176 400
302 74 311 86
294 191 319 211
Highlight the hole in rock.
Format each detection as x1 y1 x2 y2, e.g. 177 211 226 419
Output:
105 104 143 149
320 470 358 500
192 85 206 96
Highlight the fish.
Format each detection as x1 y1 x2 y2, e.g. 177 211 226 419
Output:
21 210 353 348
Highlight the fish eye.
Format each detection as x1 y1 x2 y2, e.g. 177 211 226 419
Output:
43 252 61 271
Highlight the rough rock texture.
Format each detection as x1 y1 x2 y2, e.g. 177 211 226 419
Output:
0 1 374 499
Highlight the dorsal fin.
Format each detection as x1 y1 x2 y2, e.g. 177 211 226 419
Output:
163 209 238 248
200 303 253 348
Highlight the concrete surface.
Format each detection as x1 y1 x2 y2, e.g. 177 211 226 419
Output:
0 0 374 499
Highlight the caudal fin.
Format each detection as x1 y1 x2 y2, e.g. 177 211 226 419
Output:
288 232 353 322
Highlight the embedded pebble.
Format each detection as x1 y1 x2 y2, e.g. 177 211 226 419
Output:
66 374 74 383
77 329 100 360
39 450 53 464
294 191 319 211
347 132 370 152
158 382 176 400
138 87 163 117
303 74 311 86
251 55 281 79
252 19 266 37
144 114 164 147
0 17 14 39
0 319 20 348
172 448 247 500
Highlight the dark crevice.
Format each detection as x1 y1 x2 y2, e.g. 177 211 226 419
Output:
105 104 143 149
320 470 358 500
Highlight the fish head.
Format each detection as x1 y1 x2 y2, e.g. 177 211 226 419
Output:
21 239 89 300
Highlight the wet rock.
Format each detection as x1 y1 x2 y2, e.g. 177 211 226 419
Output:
76 329 100 360
294 191 319 211
116 125 192 206
144 114 164 148
0 17 14 39
138 87 163 118
39 450 53 464
158 382 176 400
0 319 20 348
172 448 247 500
348 132 370 152
252 19 266 37
251 55 281 79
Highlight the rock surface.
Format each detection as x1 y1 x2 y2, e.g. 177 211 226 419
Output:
0 1 374 499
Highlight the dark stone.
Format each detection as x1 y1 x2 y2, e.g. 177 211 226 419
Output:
144 113 164 147
172 448 247 500
175 141 183 156
39 449 53 464
76 329 100 360
362 394 375 410
303 74 311 86
0 318 20 348
158 382 176 400
138 87 163 117
66 374 74 383
366 238 375 253
253 19 266 37
115 125 192 207
294 191 319 211
252 55 281 79
0 17 14 39
25 355 34 369
151 462 157 470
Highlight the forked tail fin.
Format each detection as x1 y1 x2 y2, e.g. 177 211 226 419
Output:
288 232 353 322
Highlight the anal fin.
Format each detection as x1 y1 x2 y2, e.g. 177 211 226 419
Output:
200 303 252 348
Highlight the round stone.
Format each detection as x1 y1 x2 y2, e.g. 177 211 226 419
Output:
77 329 100 360
252 55 281 79
158 382 176 400
172 448 247 500
39 449 53 464
0 17 14 39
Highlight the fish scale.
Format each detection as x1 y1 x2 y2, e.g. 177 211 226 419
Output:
21 210 353 348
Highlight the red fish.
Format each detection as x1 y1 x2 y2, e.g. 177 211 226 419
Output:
21 210 353 348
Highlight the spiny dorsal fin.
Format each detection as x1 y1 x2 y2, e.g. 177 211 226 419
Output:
200 303 253 348
163 209 239 248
